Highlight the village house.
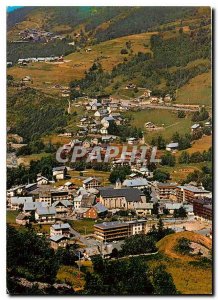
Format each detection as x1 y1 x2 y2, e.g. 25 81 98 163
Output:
101 116 115 128
83 203 108 219
127 137 138 145
50 223 71 238
143 89 152 98
51 190 71 203
98 186 146 210
22 76 32 83
35 206 56 224
91 102 102 111
37 191 52 206
85 48 92 52
122 177 149 191
107 103 119 113
52 166 67 180
73 195 83 209
16 213 30 226
81 193 96 208
52 200 73 217
164 94 172 102
10 196 33 210
101 135 117 143
63 182 75 190
166 142 179 152
36 173 49 185
77 128 88 137
77 187 89 196
83 177 101 189
7 185 26 197
191 123 201 133
35 189 71 206
164 202 193 216
164 202 184 214
7 62 13 67
100 127 108 135
71 139 83 147
145 122 156 129
133 202 153 217
79 117 88 126
50 235 70 250
205 121 211 127
23 201 48 214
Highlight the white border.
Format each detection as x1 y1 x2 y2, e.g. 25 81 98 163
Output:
0 1 216 299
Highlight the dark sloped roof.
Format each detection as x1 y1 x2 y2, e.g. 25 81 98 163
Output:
50 235 69 242
16 213 28 220
94 202 108 213
98 187 144 202
81 194 96 208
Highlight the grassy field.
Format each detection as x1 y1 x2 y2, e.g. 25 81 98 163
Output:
160 162 211 183
7 31 155 89
52 169 110 188
56 265 85 291
42 134 71 145
7 210 50 234
126 109 194 143
176 135 212 157
176 71 212 107
6 210 19 224
69 219 95 235
17 152 51 166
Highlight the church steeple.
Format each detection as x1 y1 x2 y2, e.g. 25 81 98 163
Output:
115 178 122 189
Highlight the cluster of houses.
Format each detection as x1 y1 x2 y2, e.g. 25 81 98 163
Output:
18 55 64 66
18 28 65 43
8 168 212 227
7 164 212 250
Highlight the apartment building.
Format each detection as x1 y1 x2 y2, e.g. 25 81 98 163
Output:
94 219 147 242
156 183 177 200
193 198 212 221
176 185 212 203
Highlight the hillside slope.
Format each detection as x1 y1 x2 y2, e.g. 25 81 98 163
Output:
147 231 212 294
7 6 212 141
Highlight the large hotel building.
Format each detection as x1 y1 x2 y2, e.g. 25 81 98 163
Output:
94 219 147 242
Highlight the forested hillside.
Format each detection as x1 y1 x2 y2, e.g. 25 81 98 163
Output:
7 88 68 141
70 25 211 97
